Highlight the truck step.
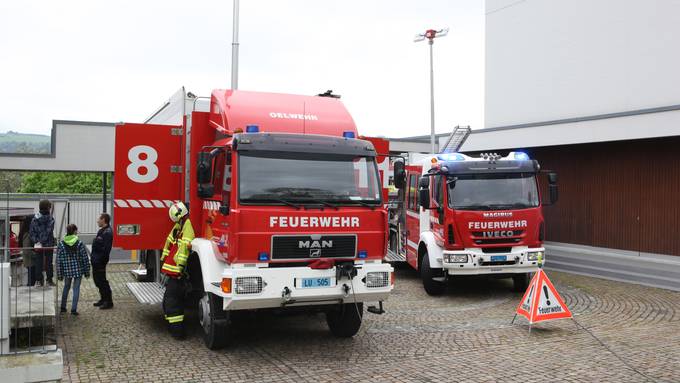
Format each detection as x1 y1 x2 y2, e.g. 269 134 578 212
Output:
126 282 165 305
385 249 406 263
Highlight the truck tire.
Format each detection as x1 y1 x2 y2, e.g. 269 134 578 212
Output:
198 292 229 350
512 273 530 292
326 303 363 338
421 254 446 296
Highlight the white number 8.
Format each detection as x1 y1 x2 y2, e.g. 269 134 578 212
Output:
127 145 159 183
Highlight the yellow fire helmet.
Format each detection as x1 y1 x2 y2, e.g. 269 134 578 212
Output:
169 201 189 222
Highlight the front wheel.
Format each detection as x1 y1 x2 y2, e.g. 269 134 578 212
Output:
421 254 446 296
326 303 363 338
198 292 230 350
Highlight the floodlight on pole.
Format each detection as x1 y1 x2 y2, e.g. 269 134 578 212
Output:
414 28 449 153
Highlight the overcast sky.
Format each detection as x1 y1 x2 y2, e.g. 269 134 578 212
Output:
0 0 484 138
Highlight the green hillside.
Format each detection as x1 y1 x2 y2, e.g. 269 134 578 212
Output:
0 131 50 154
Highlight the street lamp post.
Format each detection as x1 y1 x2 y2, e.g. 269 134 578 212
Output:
231 0 240 90
414 28 448 153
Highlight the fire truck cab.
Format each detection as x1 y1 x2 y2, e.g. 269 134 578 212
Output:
390 151 557 295
113 89 394 349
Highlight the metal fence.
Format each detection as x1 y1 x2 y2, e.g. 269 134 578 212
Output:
0 192 107 356
0 246 60 355
3 193 112 236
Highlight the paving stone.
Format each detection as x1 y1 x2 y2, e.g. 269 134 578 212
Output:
56 263 680 382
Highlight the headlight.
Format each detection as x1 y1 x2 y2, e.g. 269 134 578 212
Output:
444 254 468 263
365 272 389 288
527 251 544 261
235 276 264 294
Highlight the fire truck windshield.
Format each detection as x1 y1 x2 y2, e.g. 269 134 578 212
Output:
238 152 382 206
448 173 539 210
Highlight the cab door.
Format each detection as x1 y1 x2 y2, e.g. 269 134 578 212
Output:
113 123 183 249
429 175 446 247
405 171 421 269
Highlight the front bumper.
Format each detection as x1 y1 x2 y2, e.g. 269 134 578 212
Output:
441 247 544 276
213 261 394 310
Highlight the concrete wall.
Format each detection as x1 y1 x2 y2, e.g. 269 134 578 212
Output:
486 0 680 128
0 121 114 172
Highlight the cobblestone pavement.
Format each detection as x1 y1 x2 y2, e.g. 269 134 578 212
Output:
57 263 680 382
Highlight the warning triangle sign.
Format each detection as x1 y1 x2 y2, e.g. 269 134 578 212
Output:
515 269 572 324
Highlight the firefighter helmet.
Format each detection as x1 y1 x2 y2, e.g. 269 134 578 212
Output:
169 202 188 222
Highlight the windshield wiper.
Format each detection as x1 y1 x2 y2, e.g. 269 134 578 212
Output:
334 199 379 210
454 204 491 211
299 199 339 211
243 198 302 210
488 203 534 210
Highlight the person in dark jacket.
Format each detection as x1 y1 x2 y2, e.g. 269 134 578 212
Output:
30 200 56 286
91 213 113 309
56 224 90 315
18 216 38 286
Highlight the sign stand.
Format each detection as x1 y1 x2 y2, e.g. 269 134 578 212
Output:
511 269 572 332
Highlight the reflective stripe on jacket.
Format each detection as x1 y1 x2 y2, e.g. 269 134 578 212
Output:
160 219 195 278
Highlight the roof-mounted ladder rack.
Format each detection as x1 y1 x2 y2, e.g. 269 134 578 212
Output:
439 125 471 153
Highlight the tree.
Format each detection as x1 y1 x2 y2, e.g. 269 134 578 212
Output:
18 172 112 194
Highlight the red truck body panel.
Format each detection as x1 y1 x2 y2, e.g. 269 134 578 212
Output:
113 123 183 249
209 90 357 137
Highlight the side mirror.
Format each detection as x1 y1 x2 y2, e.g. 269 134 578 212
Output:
197 152 212 184
393 161 406 189
198 184 214 199
418 176 430 209
548 172 558 185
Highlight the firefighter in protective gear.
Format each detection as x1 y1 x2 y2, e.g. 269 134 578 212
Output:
160 201 195 339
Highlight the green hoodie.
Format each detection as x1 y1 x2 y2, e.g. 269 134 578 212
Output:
63 234 79 246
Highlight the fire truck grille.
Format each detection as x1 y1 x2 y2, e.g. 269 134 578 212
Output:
471 230 523 237
271 235 357 260
474 238 521 245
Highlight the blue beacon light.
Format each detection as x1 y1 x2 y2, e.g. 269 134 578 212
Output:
357 250 368 259
246 125 259 133
342 131 356 138
258 252 269 261
437 153 465 161
514 152 530 160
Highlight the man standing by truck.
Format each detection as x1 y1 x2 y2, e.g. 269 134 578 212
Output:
91 213 114 309
160 202 195 339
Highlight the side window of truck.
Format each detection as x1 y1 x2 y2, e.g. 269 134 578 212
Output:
210 151 226 200
221 151 232 205
408 174 418 211
432 176 443 207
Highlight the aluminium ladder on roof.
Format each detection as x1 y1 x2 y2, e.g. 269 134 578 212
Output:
439 125 471 153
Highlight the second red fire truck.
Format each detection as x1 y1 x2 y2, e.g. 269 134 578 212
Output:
387 148 558 295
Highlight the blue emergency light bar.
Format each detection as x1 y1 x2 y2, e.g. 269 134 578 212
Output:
437 153 465 161
246 125 260 133
342 131 356 139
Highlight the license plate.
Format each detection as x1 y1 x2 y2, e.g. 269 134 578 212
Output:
299 277 332 288
491 255 507 262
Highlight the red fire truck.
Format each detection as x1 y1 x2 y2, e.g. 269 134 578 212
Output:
387 147 558 296
113 89 394 349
